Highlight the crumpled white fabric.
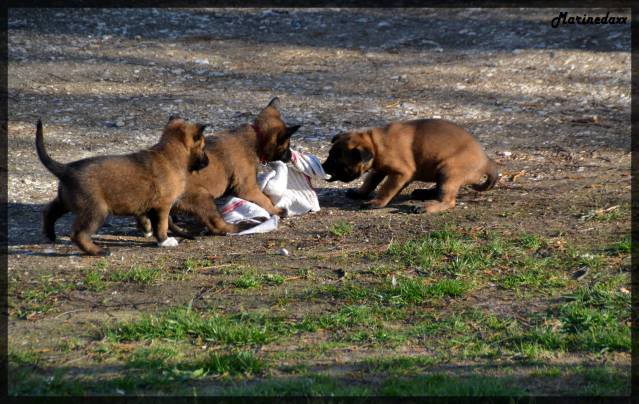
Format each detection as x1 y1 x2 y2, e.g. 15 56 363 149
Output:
218 149 327 235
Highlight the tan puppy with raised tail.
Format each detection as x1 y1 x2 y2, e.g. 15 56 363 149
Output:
36 116 209 255
322 119 498 213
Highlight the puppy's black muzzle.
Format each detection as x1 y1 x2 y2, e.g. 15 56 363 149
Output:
322 161 359 183
280 148 292 163
190 153 209 172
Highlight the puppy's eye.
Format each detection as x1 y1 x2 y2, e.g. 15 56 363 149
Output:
193 133 203 142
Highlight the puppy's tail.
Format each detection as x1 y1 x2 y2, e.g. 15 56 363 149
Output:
472 158 499 192
35 119 66 178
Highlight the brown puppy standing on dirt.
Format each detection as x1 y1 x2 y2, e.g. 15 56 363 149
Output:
156 97 300 236
36 116 209 256
322 119 498 213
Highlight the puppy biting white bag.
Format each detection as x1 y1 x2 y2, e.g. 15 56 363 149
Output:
218 149 326 235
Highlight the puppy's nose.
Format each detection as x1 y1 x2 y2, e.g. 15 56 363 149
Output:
199 154 210 169
282 149 292 162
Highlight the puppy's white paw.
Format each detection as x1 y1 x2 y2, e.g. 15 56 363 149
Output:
143 232 153 238
158 237 179 248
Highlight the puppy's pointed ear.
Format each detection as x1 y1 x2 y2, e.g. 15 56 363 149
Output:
196 123 207 134
355 147 373 163
267 97 280 109
331 133 344 143
257 97 281 120
168 114 180 122
285 124 301 137
278 124 300 143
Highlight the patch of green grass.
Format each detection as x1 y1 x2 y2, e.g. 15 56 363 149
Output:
298 304 376 332
183 257 212 271
234 273 260 289
95 258 108 270
315 276 470 307
232 272 285 289
297 305 406 346
516 233 544 250
231 268 285 289
9 350 42 367
605 235 631 255
15 275 74 318
9 345 265 396
181 258 214 276
362 355 437 375
387 277 470 305
530 366 562 377
21 275 73 302
106 307 277 345
9 369 89 396
314 282 372 302
385 230 603 295
261 273 285 286
220 264 253 275
365 264 395 277
570 251 605 271
346 328 407 346
217 375 370 396
379 374 524 396
577 366 631 395
126 345 179 370
128 345 265 378
506 280 631 353
56 337 84 353
193 351 266 376
387 229 495 275
84 269 107 292
109 265 161 284
410 314 472 339
498 258 566 290
590 209 624 222
329 220 353 237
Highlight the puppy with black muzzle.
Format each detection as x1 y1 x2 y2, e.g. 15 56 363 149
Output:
36 116 209 256
322 119 498 213
153 97 301 236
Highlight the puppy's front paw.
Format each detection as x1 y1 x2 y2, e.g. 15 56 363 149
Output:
94 248 111 257
143 231 153 238
158 237 179 248
360 199 387 210
345 189 371 200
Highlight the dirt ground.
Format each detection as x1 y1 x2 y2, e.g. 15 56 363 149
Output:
7 8 631 396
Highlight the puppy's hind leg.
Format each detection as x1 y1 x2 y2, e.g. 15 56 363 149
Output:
200 199 239 235
42 197 69 242
168 216 196 240
177 193 238 235
71 208 109 256
135 215 153 238
416 171 462 214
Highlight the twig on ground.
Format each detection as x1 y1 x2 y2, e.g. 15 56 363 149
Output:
54 309 85 319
